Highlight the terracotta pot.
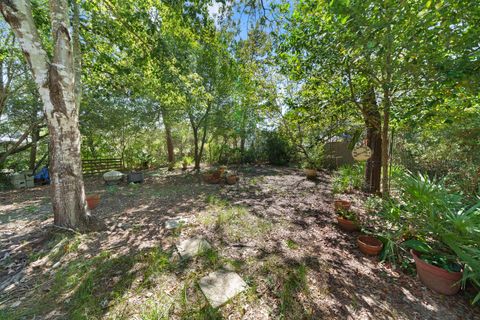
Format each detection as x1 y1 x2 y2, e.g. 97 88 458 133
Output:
357 235 383 255
226 175 238 185
336 216 359 231
334 199 351 211
304 168 317 179
86 194 100 210
203 173 221 184
411 250 463 295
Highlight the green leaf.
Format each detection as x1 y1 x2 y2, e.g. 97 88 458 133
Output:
402 239 432 254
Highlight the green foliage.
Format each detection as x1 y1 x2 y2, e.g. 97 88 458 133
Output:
370 171 480 303
336 208 357 222
332 164 365 194
262 131 292 166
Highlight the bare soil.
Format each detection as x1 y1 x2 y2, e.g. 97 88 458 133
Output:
0 165 478 319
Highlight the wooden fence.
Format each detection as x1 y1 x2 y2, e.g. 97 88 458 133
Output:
82 158 124 175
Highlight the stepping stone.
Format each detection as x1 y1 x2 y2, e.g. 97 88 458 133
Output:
199 270 247 308
165 217 189 229
176 237 211 258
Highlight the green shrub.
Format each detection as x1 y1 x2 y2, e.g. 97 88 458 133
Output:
332 164 365 194
372 171 480 304
263 131 292 166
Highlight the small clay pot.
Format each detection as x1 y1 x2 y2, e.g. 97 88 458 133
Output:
226 175 238 185
336 216 360 231
304 168 317 179
334 199 351 212
357 235 383 256
411 250 463 295
86 194 100 210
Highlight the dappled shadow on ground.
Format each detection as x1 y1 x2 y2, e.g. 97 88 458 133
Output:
0 165 478 319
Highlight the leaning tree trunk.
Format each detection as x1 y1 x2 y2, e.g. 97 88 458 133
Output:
361 87 382 194
1 0 98 231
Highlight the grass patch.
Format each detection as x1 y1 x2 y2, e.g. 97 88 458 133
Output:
279 264 308 318
5 248 177 320
286 239 299 250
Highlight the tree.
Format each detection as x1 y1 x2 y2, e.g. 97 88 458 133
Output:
0 0 98 231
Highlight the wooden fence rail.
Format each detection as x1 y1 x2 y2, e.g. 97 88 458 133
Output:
82 158 124 175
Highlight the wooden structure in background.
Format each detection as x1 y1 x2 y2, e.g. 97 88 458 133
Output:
82 158 124 175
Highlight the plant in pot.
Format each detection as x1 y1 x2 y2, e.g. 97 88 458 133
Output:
225 171 238 185
203 169 222 184
302 157 321 180
394 173 480 299
182 156 193 171
403 239 463 295
336 208 360 232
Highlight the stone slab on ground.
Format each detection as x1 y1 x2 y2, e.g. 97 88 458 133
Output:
176 237 211 258
199 270 247 308
165 217 189 229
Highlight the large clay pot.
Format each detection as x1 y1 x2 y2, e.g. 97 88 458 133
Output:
86 194 100 210
304 168 317 179
411 250 463 295
357 235 383 256
336 216 360 231
334 199 351 212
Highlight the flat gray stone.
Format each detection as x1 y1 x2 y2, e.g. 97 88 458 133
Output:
199 270 247 308
165 217 189 229
176 237 211 258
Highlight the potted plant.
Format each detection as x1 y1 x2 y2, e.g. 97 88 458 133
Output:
86 194 100 210
357 235 383 256
304 168 317 179
403 239 463 295
336 208 360 231
302 158 319 180
182 156 193 171
203 169 222 184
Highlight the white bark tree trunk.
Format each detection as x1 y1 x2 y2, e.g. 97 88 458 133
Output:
1 0 100 231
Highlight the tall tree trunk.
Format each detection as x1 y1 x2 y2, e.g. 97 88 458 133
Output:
198 121 208 169
160 107 175 170
72 0 82 111
192 126 200 170
29 125 39 171
381 22 393 197
381 92 391 196
1 0 100 231
361 87 382 193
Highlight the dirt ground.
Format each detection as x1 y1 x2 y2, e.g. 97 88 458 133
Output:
0 165 479 319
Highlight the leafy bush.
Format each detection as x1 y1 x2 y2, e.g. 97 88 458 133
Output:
262 131 292 166
332 164 365 194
